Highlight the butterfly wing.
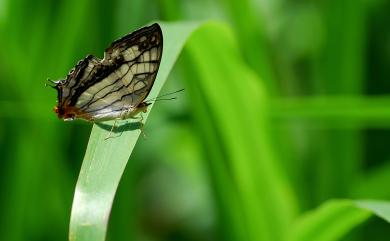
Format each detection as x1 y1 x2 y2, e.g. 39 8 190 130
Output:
54 23 163 121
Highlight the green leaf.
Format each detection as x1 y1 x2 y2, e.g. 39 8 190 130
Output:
289 199 390 241
352 162 390 199
270 96 390 126
68 21 200 241
184 22 297 241
356 200 390 223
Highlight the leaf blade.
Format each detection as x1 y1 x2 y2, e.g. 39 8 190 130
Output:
68 21 201 241
289 199 390 241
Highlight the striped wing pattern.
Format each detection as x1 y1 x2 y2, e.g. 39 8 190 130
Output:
53 23 163 121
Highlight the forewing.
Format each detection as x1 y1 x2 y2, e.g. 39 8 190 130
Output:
74 23 163 119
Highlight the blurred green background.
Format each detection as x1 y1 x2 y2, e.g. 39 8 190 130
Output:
0 0 390 241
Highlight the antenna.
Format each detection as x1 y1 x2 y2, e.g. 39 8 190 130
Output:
146 88 184 103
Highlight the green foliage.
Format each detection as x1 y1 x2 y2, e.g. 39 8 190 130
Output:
0 0 389 241
184 22 297 241
289 200 371 241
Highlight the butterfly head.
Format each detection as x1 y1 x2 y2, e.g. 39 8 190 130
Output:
53 105 75 121
49 79 77 121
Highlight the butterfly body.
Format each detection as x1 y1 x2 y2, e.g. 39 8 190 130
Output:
51 23 163 122
54 101 150 122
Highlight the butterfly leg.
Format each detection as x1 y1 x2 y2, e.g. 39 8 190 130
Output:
104 119 119 140
127 114 146 138
139 114 147 139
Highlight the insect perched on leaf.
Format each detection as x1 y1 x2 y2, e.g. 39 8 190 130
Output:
48 23 163 123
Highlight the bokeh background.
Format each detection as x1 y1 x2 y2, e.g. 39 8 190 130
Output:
0 0 389 241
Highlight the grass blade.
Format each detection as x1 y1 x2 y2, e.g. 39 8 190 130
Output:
185 21 297 241
289 199 390 241
356 200 390 223
68 21 200 241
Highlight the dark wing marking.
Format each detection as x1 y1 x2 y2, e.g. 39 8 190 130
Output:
55 55 100 107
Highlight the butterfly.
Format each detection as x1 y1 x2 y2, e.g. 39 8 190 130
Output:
48 23 163 122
